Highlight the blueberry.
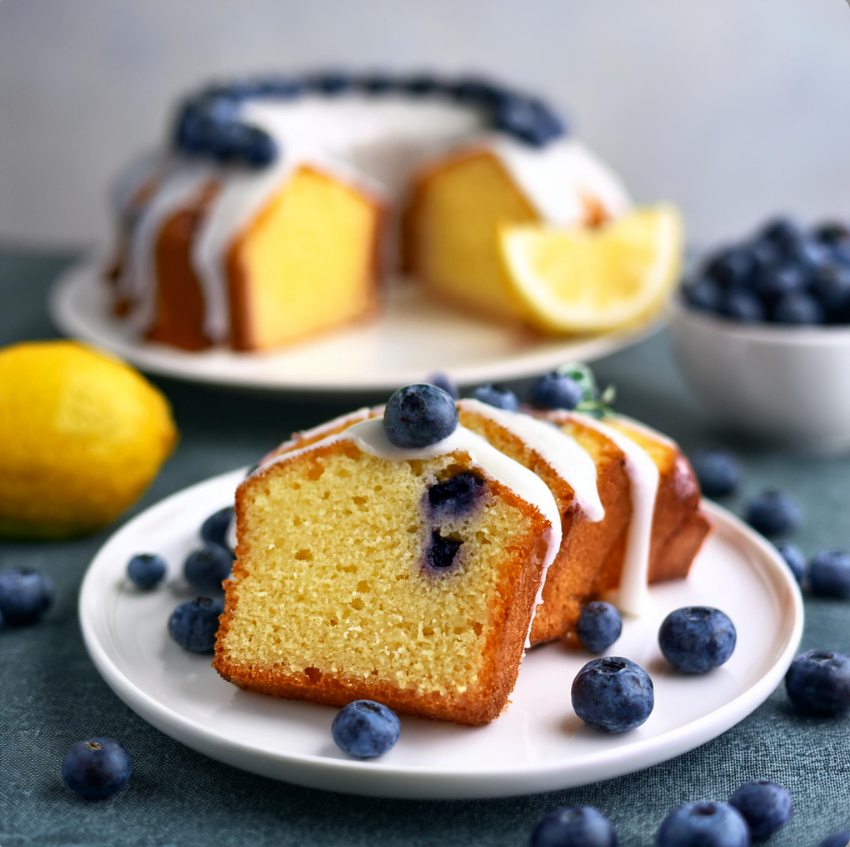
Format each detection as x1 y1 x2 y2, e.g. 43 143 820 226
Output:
450 76 506 105
729 780 793 840
571 657 654 732
531 372 584 411
759 217 804 253
0 567 54 625
810 265 850 321
401 73 443 96
494 96 566 147
776 542 805 583
307 70 352 95
470 384 520 412
773 291 825 325
754 263 807 303
746 490 801 536
201 506 235 550
256 75 305 98
360 72 396 94
184 545 232 594
706 248 757 288
721 289 765 323
331 700 400 759
384 384 458 448
813 221 850 247
168 596 224 653
683 277 724 313
658 606 736 674
240 125 278 168
427 472 487 517
808 549 850 599
426 371 459 400
692 447 740 498
61 738 133 801
576 602 622 654
530 806 617 847
208 120 247 162
785 650 850 716
426 530 463 571
820 831 850 847
127 553 166 590
656 802 751 847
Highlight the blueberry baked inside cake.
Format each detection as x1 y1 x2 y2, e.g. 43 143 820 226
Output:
213 376 711 725
106 70 631 352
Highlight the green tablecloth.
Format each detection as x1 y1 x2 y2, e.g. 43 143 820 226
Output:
1 249 848 846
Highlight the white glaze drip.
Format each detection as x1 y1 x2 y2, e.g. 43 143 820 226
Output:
457 399 604 522
122 160 216 332
569 413 659 615
253 416 562 647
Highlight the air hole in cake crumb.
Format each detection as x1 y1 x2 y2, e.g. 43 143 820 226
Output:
475 531 491 545
337 467 352 478
304 667 322 683
422 626 435 637
453 626 465 635
306 463 325 481
471 621 483 636
352 495 367 508
294 549 313 561
343 508 353 516
374 484 383 492
350 597 365 611
292 482 302 490
322 490 330 500
356 580 371 593
406 524 418 534
407 459 424 476
293 516 302 526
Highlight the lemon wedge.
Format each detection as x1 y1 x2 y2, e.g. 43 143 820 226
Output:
499 205 684 333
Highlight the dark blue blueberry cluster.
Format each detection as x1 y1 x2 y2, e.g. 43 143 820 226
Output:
425 530 463 572
172 71 568 168
427 471 487 519
682 216 850 326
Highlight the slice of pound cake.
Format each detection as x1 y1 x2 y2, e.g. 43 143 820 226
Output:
214 385 560 725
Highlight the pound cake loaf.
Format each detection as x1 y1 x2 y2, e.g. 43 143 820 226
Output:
214 404 561 725
107 70 630 351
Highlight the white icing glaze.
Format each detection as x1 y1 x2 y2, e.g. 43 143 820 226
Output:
457 399 603 522
122 160 217 332
120 89 631 344
253 416 562 647
569 413 659 615
448 134 631 227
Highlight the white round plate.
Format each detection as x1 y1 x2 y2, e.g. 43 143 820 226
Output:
80 470 802 800
51 259 663 395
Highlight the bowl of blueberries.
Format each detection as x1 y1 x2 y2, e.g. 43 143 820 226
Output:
672 216 850 452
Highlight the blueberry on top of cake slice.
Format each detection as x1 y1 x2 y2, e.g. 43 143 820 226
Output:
213 386 561 725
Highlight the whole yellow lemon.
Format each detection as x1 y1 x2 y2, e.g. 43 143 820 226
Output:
0 340 178 538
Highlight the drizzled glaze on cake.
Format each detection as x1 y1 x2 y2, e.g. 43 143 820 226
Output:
111 73 630 346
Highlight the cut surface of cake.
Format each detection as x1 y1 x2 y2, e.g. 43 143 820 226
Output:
108 71 631 352
214 415 561 725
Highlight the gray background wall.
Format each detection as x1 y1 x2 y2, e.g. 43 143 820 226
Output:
1 0 848 248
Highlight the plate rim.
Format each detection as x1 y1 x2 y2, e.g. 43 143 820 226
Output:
50 258 665 395
79 469 803 798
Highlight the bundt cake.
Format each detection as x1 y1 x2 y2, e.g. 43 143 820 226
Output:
214 413 561 725
214 377 711 724
107 71 630 351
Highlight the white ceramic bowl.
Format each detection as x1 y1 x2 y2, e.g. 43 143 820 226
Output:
669 297 850 453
